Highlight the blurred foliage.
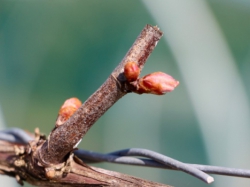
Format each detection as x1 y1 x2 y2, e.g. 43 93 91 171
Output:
0 1 250 187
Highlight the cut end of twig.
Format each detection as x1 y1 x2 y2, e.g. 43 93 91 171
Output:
207 176 214 184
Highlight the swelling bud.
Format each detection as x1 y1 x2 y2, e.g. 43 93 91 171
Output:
124 61 140 82
138 72 179 95
55 97 82 127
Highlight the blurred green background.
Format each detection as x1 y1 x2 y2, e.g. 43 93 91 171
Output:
1 0 250 187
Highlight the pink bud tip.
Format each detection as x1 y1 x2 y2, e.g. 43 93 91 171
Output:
62 97 82 109
124 61 140 82
55 97 82 127
138 72 179 95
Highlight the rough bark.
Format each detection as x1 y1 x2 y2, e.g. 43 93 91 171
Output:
0 25 170 186
39 24 163 165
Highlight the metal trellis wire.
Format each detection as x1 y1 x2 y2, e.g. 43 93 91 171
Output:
1 128 250 184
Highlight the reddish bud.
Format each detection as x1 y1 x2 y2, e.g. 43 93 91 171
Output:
138 72 179 95
55 97 82 127
124 61 140 82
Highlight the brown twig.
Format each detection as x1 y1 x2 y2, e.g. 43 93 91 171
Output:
38 24 163 165
0 25 172 186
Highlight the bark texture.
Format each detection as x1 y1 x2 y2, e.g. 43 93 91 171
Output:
0 25 170 186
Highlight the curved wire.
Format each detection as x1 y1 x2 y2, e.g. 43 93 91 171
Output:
0 128 33 144
1 128 250 183
111 148 213 183
75 149 250 178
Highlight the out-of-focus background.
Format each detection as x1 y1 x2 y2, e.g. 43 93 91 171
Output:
1 0 250 186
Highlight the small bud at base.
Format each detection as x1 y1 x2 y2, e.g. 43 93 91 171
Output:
62 97 82 109
124 61 140 82
138 72 179 95
55 97 82 127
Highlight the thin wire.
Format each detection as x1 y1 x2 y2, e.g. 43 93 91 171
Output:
111 148 213 183
1 128 250 183
0 128 33 144
75 149 250 178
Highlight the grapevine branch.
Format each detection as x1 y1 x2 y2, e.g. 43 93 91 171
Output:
38 24 163 165
1 25 250 186
0 25 173 186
